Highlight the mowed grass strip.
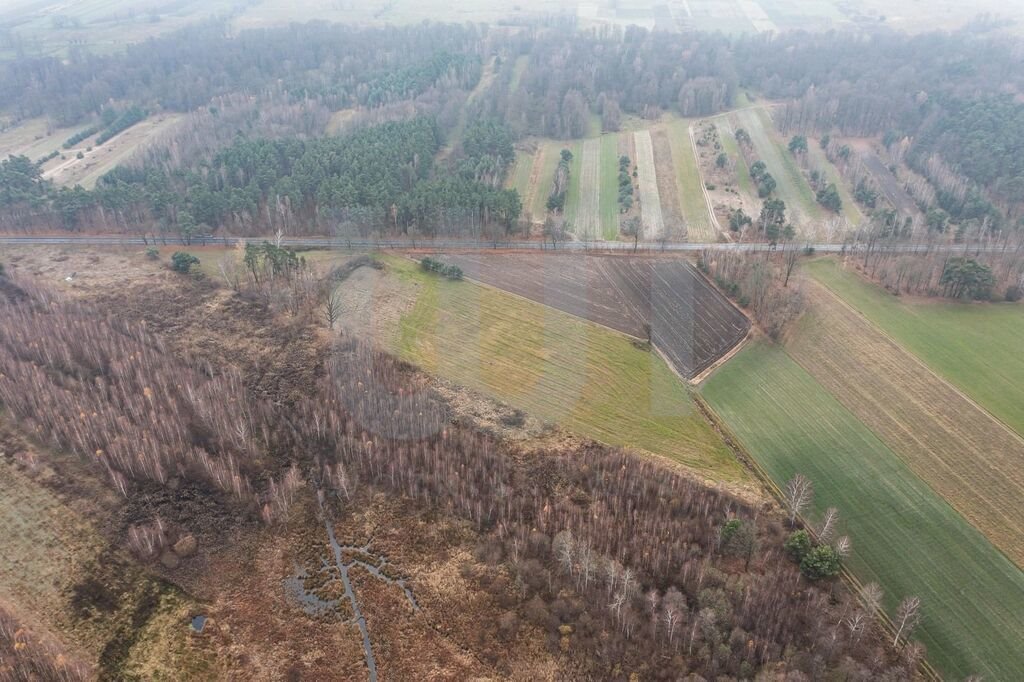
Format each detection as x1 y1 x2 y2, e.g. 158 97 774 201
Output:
599 134 621 239
390 257 746 482
790 280 1024 567
702 341 1024 681
733 107 822 224
665 119 715 241
530 143 561 219
808 258 1024 437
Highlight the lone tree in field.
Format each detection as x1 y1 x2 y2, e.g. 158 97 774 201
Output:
893 596 922 648
621 216 642 252
784 474 813 526
170 251 199 273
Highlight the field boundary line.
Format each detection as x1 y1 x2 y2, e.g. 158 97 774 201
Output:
811 269 1024 448
695 392 942 682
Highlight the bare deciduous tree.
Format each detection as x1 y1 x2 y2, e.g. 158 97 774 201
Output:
818 506 840 542
893 596 922 647
784 474 814 526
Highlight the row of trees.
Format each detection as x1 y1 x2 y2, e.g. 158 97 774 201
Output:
698 249 805 338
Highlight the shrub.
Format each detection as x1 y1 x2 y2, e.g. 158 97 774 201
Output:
145 248 160 261
784 530 812 562
170 251 199 273
1006 285 1022 302
800 545 841 580
420 257 463 280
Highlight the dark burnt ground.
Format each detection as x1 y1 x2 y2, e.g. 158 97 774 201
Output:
440 254 750 379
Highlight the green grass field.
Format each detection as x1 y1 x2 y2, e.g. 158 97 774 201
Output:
389 257 747 483
703 341 1024 681
599 134 621 239
530 143 560 218
509 55 529 92
808 258 1024 437
733 107 823 225
508 149 534 199
665 118 715 241
806 140 863 225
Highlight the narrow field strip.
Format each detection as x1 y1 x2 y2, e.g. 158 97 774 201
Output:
703 341 1024 681
650 129 687 239
806 140 863 225
599 134 621 239
389 257 747 482
576 138 602 239
791 279 1024 567
733 107 823 228
563 140 584 227
807 258 1024 438
665 120 716 241
531 144 560 219
714 119 756 199
633 130 665 240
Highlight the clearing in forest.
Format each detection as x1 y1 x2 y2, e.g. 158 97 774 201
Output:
574 138 602 239
789 278 1024 567
665 119 717 241
702 341 1024 681
437 254 749 380
598 134 621 239
808 258 1024 439
732 107 823 228
389 257 748 483
633 130 665 240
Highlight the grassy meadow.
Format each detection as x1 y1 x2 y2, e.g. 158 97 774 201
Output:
389 257 747 483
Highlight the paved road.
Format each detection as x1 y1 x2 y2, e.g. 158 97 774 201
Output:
0 234 1010 254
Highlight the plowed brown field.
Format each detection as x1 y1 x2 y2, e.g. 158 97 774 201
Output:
439 254 749 379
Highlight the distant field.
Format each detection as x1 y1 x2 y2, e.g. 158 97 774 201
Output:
732 107 823 228
44 114 182 189
0 117 90 163
599 134 621 239
790 279 1024 567
509 55 529 92
665 119 716 241
389 257 748 483
808 259 1024 438
703 341 1024 681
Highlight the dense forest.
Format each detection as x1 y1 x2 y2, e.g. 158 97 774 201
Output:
3 20 1024 237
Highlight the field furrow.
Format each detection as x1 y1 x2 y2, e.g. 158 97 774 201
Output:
633 130 665 240
790 279 1024 566
703 341 1024 681
576 138 602 239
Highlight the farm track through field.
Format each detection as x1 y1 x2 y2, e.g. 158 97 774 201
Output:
791 279 1024 567
703 342 1024 681
633 131 665 240
576 139 602 240
437 254 749 379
